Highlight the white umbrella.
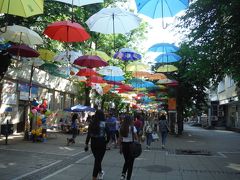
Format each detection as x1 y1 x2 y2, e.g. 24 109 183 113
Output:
54 50 82 64
54 0 103 6
98 66 125 76
86 7 141 48
0 25 43 45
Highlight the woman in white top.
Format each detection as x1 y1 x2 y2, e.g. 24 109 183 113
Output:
119 115 138 180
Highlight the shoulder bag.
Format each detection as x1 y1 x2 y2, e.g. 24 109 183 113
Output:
129 126 142 158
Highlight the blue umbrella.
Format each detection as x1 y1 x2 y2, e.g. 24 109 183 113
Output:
114 48 141 61
104 75 125 82
155 53 181 63
148 43 179 53
129 78 156 88
135 0 189 19
64 104 95 112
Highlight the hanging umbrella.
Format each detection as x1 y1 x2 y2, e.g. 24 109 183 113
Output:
54 50 82 64
98 66 124 76
39 62 59 72
132 71 151 78
0 25 43 45
6 44 39 58
86 7 141 48
0 0 44 18
114 48 141 61
148 73 167 80
64 104 95 112
73 55 108 68
43 20 90 43
103 75 125 82
135 0 189 19
155 53 181 63
156 64 178 72
86 50 110 61
38 49 55 61
148 43 179 53
54 0 103 6
126 62 150 72
76 68 98 77
88 75 106 84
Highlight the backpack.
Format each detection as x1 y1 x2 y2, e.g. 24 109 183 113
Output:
145 125 152 133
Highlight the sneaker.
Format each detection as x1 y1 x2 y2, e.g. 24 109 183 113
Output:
66 138 70 146
98 170 104 180
120 173 126 180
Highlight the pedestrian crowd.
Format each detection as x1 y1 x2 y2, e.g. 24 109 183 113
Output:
66 109 170 180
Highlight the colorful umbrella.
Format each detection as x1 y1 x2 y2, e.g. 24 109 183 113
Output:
54 50 82 64
148 43 179 53
135 0 189 19
38 49 55 61
126 62 150 72
114 48 141 61
7 44 39 58
43 20 90 43
98 66 124 76
74 55 108 68
64 104 95 112
156 64 178 72
155 53 181 63
54 0 103 6
0 0 44 18
88 76 106 84
0 25 43 45
103 75 125 82
86 7 141 48
76 68 98 77
132 71 151 78
148 73 167 80
86 50 110 61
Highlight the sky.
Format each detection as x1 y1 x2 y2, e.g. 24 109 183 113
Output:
126 0 187 65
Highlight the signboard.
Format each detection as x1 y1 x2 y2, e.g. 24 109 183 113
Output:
168 98 176 110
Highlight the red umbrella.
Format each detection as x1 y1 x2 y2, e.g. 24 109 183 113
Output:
7 44 39 57
87 75 106 84
118 84 133 91
106 81 123 86
76 68 98 76
43 20 90 42
74 55 108 68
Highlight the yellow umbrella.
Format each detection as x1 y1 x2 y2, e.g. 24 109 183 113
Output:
0 0 44 18
156 65 178 72
148 73 167 80
126 62 150 72
38 49 55 61
132 71 151 78
86 50 111 61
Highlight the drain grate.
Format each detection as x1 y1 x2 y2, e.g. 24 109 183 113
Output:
169 149 212 156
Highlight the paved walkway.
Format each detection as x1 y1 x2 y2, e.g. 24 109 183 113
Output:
0 124 240 180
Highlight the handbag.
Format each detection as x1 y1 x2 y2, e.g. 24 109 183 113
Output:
129 126 142 158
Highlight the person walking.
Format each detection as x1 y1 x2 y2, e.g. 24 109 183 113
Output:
84 110 110 180
67 113 79 145
158 114 170 149
119 115 138 180
143 121 153 149
106 112 117 150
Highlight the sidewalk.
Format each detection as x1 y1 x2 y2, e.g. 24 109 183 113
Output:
0 124 240 180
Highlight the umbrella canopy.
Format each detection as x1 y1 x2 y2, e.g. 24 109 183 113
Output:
114 48 141 61
98 66 124 76
38 49 55 61
0 25 43 45
7 44 39 58
156 65 178 72
148 73 167 80
54 50 82 64
43 20 90 43
148 43 179 53
74 55 108 68
54 0 103 6
135 0 189 19
88 75 106 84
0 0 44 18
132 71 151 78
103 75 125 82
76 68 98 76
64 104 95 112
155 53 181 63
86 50 110 61
39 62 59 72
126 62 150 72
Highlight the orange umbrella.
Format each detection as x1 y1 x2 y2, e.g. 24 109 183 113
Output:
132 71 151 78
148 73 167 80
